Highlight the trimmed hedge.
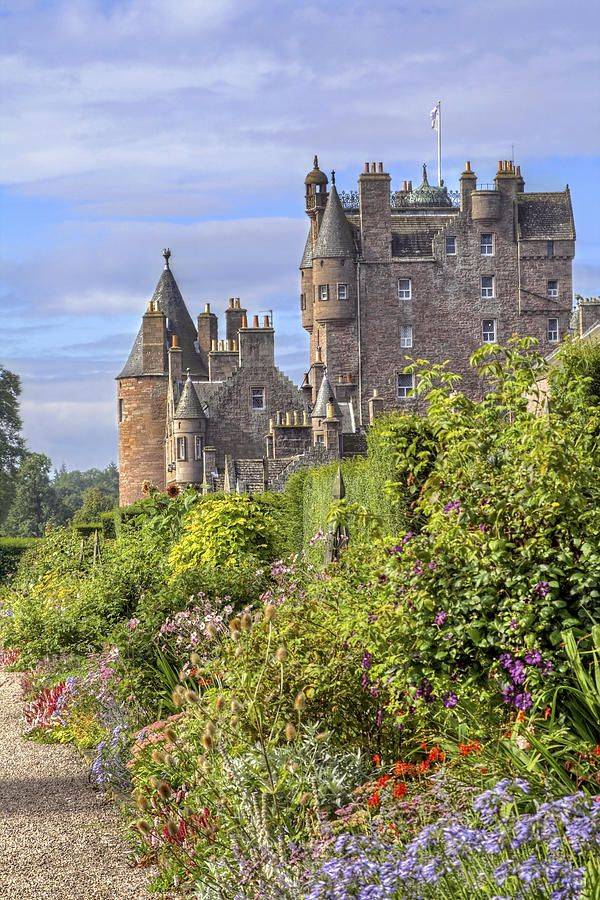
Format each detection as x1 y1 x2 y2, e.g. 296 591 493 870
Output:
0 537 40 581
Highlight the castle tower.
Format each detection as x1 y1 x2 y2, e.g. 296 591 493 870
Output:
171 371 206 488
310 176 358 398
117 250 204 505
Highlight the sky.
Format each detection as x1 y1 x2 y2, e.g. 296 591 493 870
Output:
1 0 599 471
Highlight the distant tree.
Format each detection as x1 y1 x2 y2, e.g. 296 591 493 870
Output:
53 462 119 521
72 486 113 523
0 366 25 527
5 453 64 537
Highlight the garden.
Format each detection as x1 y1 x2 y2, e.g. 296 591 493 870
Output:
1 338 599 899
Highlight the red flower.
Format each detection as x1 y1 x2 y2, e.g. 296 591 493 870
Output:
376 774 391 788
368 791 381 808
372 754 381 766
458 740 482 757
393 761 412 776
392 782 407 799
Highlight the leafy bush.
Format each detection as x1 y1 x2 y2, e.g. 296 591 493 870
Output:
0 536 39 581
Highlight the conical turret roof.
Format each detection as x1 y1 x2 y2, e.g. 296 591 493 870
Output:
118 253 204 378
300 229 313 269
313 186 356 259
312 371 342 419
175 372 206 420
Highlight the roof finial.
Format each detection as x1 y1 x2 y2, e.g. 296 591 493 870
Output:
186 367 191 380
162 248 171 269
422 163 429 185
331 169 336 185
313 154 319 169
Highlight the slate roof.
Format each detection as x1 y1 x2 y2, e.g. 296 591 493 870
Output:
313 186 356 258
118 263 204 378
175 374 206 419
312 372 343 419
300 229 313 268
233 459 265 492
517 191 575 240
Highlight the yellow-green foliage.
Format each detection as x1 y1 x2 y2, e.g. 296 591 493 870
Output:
169 493 288 579
300 413 431 552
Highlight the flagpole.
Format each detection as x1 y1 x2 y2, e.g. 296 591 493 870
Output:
437 100 442 186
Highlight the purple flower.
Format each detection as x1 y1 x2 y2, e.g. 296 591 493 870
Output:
434 610 448 627
524 649 542 667
533 580 550 597
415 678 435 703
514 691 533 711
442 691 458 708
362 651 373 671
443 499 462 514
428 560 438 570
413 561 424 575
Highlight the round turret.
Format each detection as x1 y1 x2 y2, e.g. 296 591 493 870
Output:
305 155 328 186
305 155 329 214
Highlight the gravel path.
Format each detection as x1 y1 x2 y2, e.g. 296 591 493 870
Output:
0 672 151 899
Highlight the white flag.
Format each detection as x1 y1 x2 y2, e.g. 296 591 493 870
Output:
430 105 439 130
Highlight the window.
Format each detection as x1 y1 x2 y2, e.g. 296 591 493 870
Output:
118 399 124 422
194 435 202 460
337 283 348 300
396 373 415 399
548 318 559 343
482 319 497 344
176 436 187 461
319 284 329 301
315 433 325 445
481 275 495 299
480 233 494 256
400 325 413 348
445 236 456 255
547 240 554 258
547 280 558 298
397 278 412 300
300 293 306 310
251 387 265 411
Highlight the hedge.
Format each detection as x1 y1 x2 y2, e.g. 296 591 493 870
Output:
0 538 40 581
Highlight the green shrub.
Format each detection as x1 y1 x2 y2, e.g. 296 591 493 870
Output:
0 537 39 581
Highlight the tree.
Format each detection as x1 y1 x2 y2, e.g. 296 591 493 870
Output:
72 486 113 523
53 462 119 521
5 453 63 537
0 366 25 527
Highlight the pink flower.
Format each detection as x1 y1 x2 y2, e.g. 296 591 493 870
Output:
128 618 140 630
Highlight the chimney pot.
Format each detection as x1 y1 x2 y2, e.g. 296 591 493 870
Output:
211 339 217 352
204 302 211 314
465 160 471 172
228 297 235 308
252 314 259 328
263 315 270 328
241 313 248 328
171 334 179 348
364 162 369 173
378 162 383 173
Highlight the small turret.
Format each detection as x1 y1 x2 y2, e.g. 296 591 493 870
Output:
305 155 329 214
312 183 357 324
172 372 206 487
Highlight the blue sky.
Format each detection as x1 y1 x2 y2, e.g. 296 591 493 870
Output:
1 0 599 470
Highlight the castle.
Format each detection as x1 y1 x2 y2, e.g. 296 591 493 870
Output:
117 155 581 506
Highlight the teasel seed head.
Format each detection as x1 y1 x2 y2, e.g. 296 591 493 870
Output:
229 617 241 632
158 780 171 800
205 622 217 639
299 792 312 806
135 819 151 835
136 794 149 812
151 748 165 764
166 818 179 838
285 722 297 741
231 714 239 727
185 689 199 703
164 754 176 767
275 647 287 663
149 776 159 789
202 732 214 750
190 652 202 667
164 726 177 744
215 695 225 713
264 604 277 622
294 691 306 712
178 668 188 682
240 612 252 632
204 720 216 736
